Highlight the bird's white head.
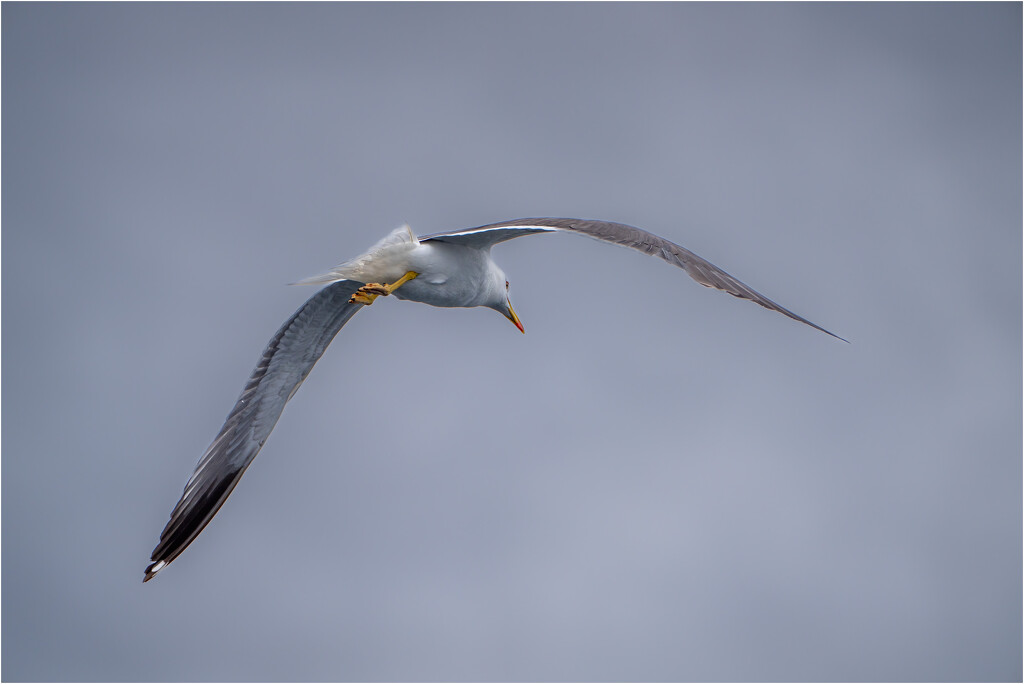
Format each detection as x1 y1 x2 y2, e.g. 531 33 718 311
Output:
483 264 525 333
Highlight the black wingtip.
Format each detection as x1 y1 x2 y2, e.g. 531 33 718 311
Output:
820 327 850 344
143 559 167 583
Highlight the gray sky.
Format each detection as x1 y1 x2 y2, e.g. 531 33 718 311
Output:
2 3 1020 681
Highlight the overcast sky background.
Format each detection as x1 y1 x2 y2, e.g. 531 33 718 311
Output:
3 3 1020 682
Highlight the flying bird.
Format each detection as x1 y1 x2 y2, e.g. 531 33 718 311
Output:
144 217 844 581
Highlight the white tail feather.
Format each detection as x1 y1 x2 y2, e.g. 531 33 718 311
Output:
292 224 418 286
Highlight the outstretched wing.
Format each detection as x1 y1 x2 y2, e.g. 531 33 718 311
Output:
421 218 846 341
145 280 366 581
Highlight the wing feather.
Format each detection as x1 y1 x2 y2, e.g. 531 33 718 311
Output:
422 218 845 341
144 280 366 581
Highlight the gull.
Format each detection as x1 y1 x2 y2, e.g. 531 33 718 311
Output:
144 217 844 581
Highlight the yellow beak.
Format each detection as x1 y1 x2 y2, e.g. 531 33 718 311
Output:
507 299 525 333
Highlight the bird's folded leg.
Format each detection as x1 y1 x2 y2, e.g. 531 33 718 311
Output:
349 271 419 305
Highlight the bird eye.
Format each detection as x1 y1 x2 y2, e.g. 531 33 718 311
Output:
505 280 509 290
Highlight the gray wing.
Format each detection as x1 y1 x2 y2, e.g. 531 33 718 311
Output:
422 217 845 341
145 280 365 581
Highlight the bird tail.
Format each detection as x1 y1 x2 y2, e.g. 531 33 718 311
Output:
291 224 418 286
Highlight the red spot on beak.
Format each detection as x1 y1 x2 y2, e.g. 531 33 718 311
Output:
507 300 525 333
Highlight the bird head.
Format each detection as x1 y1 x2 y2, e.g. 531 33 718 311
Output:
500 280 525 333
484 267 525 333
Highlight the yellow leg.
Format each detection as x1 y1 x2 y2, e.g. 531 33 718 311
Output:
349 271 419 305
387 270 419 291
